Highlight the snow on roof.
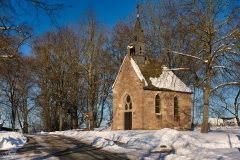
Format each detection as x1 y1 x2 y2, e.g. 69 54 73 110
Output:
130 58 148 86
149 66 191 93
130 58 191 93
208 118 224 126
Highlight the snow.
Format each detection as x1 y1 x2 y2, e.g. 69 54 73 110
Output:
149 66 192 93
130 58 148 86
0 132 27 150
127 45 133 49
51 127 240 160
1 127 240 159
130 59 191 92
208 118 224 126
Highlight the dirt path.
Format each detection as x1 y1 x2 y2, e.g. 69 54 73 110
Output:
15 134 128 160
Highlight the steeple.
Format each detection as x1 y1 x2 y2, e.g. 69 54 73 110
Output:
128 5 146 64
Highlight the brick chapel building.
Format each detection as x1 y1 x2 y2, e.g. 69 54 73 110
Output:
112 14 192 130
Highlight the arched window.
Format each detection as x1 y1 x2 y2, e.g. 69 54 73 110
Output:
174 97 179 117
125 94 132 110
155 94 161 114
134 36 137 41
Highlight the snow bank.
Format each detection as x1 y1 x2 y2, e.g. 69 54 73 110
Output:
0 131 27 150
152 128 201 152
2 127 240 160
51 128 240 159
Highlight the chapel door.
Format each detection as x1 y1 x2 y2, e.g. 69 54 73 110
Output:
124 112 132 130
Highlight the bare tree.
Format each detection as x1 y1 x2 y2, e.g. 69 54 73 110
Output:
0 54 22 131
170 0 239 133
0 0 71 55
141 0 240 133
76 8 111 130
16 57 37 133
32 26 81 131
212 87 240 125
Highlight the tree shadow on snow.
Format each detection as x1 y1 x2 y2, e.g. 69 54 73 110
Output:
236 135 240 141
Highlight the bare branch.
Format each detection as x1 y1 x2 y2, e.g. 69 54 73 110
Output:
212 66 225 69
210 82 240 94
234 89 240 110
213 29 238 45
170 51 208 63
0 55 14 58
164 68 189 71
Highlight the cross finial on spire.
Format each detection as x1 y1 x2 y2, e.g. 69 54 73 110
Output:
137 4 139 17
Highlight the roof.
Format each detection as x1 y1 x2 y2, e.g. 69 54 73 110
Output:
130 17 146 43
130 58 192 93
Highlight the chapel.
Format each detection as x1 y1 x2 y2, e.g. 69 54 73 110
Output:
112 13 192 130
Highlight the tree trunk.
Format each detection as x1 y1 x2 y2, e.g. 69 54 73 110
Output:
72 105 78 129
44 97 52 132
59 103 63 131
12 107 16 131
234 90 240 126
201 65 212 133
85 114 89 131
88 62 95 131
23 112 28 133
89 103 94 131
46 106 51 132
23 95 28 133
201 0 213 134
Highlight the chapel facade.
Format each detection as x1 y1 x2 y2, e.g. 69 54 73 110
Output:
112 14 192 130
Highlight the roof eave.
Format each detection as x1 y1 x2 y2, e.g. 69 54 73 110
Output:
143 87 193 94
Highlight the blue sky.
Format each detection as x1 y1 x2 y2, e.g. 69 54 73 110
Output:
35 0 138 34
21 0 138 55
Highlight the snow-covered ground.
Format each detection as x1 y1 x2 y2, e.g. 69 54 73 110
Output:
1 127 240 159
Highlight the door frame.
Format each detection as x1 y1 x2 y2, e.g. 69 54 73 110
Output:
124 112 132 130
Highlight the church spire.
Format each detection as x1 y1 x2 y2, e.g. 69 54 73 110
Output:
128 4 146 64
137 4 140 18
130 5 146 43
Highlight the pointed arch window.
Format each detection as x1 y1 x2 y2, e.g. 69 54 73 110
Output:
125 94 132 110
155 94 161 114
174 96 179 117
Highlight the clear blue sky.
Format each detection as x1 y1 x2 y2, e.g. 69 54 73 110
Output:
36 0 138 34
21 0 138 55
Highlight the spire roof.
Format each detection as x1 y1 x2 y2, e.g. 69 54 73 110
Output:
130 7 146 43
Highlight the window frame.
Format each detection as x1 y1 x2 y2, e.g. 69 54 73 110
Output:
124 94 132 110
155 94 161 115
174 96 179 117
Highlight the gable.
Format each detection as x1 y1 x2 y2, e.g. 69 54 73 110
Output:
112 55 143 89
112 55 127 89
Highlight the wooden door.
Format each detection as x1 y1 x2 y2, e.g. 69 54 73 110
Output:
124 112 132 130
